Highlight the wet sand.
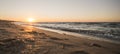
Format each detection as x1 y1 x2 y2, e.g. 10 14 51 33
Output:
0 20 120 54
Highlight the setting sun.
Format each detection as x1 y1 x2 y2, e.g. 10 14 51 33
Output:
28 18 35 22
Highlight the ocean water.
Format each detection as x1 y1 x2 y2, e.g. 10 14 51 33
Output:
16 22 120 42
34 22 120 41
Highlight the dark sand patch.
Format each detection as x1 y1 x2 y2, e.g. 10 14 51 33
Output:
48 36 69 41
71 51 89 54
49 36 64 40
0 38 26 54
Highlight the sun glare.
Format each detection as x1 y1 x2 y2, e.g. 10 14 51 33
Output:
28 18 35 22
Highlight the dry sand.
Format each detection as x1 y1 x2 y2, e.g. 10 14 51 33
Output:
0 20 120 54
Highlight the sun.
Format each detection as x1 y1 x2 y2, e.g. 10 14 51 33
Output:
28 18 35 22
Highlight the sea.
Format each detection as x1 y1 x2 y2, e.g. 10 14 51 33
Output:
15 22 120 43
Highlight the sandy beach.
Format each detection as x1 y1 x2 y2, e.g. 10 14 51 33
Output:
0 20 120 54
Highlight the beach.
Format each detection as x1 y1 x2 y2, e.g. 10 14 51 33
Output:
0 20 120 54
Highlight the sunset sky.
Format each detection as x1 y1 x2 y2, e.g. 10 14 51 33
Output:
0 0 120 22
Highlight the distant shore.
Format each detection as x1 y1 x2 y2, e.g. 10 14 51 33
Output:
0 20 120 54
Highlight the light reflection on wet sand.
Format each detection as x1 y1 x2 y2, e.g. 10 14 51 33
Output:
24 26 34 32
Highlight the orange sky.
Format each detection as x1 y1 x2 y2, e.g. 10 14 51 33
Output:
0 0 120 22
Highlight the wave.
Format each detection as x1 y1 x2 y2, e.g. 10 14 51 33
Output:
33 22 120 41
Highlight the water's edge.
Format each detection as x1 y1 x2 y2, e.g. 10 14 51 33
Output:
14 22 120 44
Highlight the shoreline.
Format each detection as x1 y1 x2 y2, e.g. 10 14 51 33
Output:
14 22 120 44
36 27 120 44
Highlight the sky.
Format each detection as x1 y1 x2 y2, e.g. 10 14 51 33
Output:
0 0 120 22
